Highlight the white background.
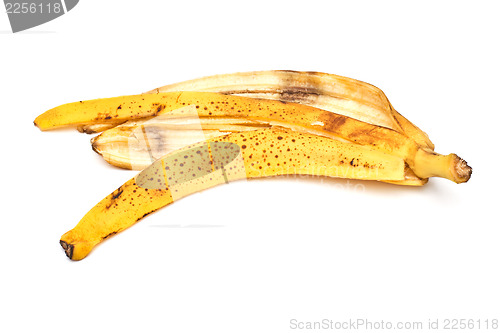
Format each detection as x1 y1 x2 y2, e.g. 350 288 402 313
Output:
1 1 498 332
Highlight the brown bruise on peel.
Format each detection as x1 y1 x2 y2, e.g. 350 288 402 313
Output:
277 70 324 104
316 109 405 154
320 112 347 132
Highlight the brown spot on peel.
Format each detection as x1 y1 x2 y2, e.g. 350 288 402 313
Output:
321 113 347 132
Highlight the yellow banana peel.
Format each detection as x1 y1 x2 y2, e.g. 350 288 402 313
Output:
32 70 472 260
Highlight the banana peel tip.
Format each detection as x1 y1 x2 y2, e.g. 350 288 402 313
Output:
452 155 472 184
60 240 74 260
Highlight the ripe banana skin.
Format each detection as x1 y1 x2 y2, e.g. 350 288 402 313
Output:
60 127 407 260
32 71 473 261
35 91 471 183
73 70 432 150
88 114 426 186
145 70 434 150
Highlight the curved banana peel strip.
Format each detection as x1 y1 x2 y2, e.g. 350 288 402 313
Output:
145 70 434 150
35 92 471 183
61 127 407 260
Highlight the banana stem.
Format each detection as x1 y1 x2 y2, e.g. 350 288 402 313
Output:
413 148 472 183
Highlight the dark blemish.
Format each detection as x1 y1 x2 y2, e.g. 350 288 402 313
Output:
112 187 124 200
139 211 153 220
277 136 283 140
117 105 122 110
103 231 117 240
322 113 347 132
241 145 247 149
155 104 166 114
60 241 74 259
